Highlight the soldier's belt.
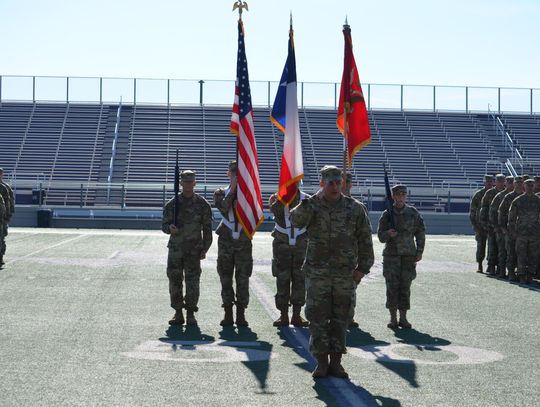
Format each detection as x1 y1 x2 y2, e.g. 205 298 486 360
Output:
222 218 241 240
273 224 306 246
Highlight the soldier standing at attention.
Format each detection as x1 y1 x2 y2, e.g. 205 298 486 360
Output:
0 168 15 268
507 179 540 284
479 174 505 275
498 176 524 281
378 185 425 329
162 170 213 325
290 165 374 379
214 160 253 327
469 175 493 273
489 176 513 278
269 185 309 327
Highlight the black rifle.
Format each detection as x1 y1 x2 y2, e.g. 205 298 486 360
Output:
173 149 180 227
383 163 395 229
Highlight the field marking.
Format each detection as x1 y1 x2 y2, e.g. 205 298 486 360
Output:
250 274 376 407
5 234 86 266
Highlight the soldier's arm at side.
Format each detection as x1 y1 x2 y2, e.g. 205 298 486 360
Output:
161 202 174 235
469 194 478 225
414 210 426 261
498 199 509 233
356 208 374 275
8 185 15 217
507 202 517 237
377 211 391 243
201 201 213 258
289 197 313 229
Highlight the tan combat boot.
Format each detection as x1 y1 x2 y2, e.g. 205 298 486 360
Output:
290 305 309 327
186 310 197 325
398 309 412 329
236 306 249 327
273 308 289 327
348 318 359 328
220 305 234 326
169 309 184 325
312 353 329 378
328 352 349 379
387 308 398 329
476 262 483 273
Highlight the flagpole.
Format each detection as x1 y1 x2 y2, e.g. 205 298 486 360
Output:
342 17 350 186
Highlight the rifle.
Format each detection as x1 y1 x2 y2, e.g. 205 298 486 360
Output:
173 149 180 227
383 163 395 229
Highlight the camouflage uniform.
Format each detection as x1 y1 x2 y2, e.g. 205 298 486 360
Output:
489 180 511 278
162 175 213 315
270 191 309 312
507 181 540 282
0 175 15 265
0 193 5 267
498 178 523 280
469 183 490 267
214 186 253 309
378 190 425 312
290 179 374 356
479 176 505 273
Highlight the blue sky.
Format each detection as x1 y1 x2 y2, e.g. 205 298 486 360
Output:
0 0 538 108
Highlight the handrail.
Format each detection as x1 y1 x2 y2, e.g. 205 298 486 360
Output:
107 99 123 204
45 103 70 202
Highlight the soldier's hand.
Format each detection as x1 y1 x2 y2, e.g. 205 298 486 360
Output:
269 194 277 206
200 251 206 260
388 229 398 238
353 269 365 284
416 255 422 263
169 224 178 236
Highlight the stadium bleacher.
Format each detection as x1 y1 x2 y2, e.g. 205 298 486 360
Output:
1 101 539 209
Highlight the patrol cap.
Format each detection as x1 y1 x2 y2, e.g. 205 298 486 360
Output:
534 176 540 182
345 173 353 183
495 174 505 181
180 170 196 181
505 176 514 182
391 184 407 194
228 160 238 174
514 176 523 182
522 174 530 180
524 179 534 186
320 165 342 181
483 175 493 181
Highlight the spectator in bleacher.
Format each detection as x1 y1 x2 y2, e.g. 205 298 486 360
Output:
213 160 253 327
498 176 524 281
479 174 505 275
268 186 310 328
344 172 369 329
0 168 15 268
162 170 213 326
290 165 374 379
469 175 493 273
489 176 513 278
377 185 425 330
507 179 540 284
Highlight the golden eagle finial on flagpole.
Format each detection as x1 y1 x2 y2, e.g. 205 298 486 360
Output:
232 1 249 21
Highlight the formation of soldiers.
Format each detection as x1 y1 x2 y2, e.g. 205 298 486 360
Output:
162 162 425 379
470 174 540 284
0 168 15 270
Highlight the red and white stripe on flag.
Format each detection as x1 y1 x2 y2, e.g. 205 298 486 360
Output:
230 20 264 239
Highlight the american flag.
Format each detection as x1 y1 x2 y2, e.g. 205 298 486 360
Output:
230 20 264 239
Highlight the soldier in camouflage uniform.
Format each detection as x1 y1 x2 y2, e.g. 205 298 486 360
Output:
498 176 524 281
0 192 5 269
290 165 374 379
489 176 513 278
378 185 425 329
269 186 309 327
214 160 253 327
479 174 505 275
0 168 15 268
469 175 493 273
162 170 213 325
507 179 540 284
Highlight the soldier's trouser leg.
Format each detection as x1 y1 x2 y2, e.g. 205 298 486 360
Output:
515 238 529 277
290 243 307 307
348 288 357 322
217 235 236 307
496 232 507 276
487 231 498 267
383 256 417 310
272 239 292 310
527 240 540 278
233 240 253 308
305 272 354 355
183 256 202 312
0 224 7 257
506 236 517 275
475 231 487 263
167 251 185 311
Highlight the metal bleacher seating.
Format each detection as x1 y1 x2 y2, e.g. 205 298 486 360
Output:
501 114 540 173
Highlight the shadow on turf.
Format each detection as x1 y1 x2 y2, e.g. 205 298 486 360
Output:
163 325 215 342
219 326 275 395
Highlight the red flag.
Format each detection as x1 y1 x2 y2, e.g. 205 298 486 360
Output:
230 20 264 239
336 23 371 168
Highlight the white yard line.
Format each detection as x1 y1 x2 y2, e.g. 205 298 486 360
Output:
5 234 87 266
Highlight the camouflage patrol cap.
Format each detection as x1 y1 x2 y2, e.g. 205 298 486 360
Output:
534 176 540 182
505 176 514 182
522 174 530 180
180 170 196 181
391 184 407 194
514 176 523 182
320 165 342 181
345 173 353 183
524 179 534 186
483 175 493 181
495 174 505 181
228 160 238 174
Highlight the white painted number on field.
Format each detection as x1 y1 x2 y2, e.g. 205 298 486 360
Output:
122 340 277 363
348 344 503 365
